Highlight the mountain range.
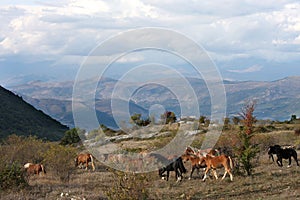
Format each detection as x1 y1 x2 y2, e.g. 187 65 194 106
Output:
7 76 300 129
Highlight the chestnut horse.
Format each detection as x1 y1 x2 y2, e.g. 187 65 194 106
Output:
75 153 95 171
181 153 206 179
24 163 46 176
200 154 234 181
184 146 219 157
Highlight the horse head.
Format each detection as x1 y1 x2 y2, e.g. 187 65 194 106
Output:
268 145 282 155
158 167 166 177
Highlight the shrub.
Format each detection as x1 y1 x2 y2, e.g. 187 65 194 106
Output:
0 135 47 165
295 128 300 136
60 128 81 146
105 170 149 200
0 162 27 191
43 144 77 182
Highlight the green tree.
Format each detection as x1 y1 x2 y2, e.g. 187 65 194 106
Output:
161 111 177 124
130 113 151 127
290 114 297 122
223 117 231 130
60 128 81 146
237 100 259 176
232 116 240 125
199 116 207 124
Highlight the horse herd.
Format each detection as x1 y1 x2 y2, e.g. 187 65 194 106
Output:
23 144 299 183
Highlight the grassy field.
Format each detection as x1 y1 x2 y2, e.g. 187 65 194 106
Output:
1 128 300 200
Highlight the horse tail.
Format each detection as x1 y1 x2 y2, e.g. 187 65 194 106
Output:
90 154 95 171
178 158 187 173
41 164 46 174
228 156 234 169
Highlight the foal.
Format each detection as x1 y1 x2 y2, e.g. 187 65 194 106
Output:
200 154 234 181
181 153 206 179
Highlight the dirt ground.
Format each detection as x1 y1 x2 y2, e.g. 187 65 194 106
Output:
1 152 299 200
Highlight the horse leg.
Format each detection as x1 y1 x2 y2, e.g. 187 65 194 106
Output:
212 169 218 180
221 169 227 180
293 154 299 166
276 158 282 167
202 168 209 181
227 169 233 181
189 166 195 180
176 169 182 182
269 154 274 162
166 171 169 181
288 157 292 167
85 161 89 170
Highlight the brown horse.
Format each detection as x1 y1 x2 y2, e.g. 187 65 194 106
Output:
24 163 46 176
75 153 95 171
184 146 219 157
181 153 206 179
200 154 234 181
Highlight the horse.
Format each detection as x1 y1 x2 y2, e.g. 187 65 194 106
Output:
181 153 206 180
268 145 299 167
75 153 95 171
199 154 234 181
184 146 198 155
158 157 187 182
184 146 219 157
23 163 46 176
268 145 296 162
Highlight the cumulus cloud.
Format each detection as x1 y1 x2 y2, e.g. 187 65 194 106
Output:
0 0 299 81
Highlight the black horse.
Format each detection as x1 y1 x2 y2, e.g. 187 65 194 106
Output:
268 145 299 167
158 157 187 182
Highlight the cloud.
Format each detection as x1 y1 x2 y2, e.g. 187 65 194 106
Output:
0 0 299 81
227 65 263 73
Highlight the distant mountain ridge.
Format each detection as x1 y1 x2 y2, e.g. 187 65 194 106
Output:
8 76 300 129
0 86 69 141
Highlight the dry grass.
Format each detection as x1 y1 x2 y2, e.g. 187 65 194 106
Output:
1 129 300 200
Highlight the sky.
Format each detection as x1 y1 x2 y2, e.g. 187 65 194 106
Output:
0 0 300 86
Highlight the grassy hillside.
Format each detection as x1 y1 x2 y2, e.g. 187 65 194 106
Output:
0 124 299 199
0 86 68 141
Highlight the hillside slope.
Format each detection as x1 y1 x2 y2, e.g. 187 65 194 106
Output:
0 86 68 141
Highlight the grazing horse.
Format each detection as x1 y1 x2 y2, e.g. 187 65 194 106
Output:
181 153 206 179
24 163 46 176
200 154 234 181
158 157 187 182
75 153 95 171
268 145 299 167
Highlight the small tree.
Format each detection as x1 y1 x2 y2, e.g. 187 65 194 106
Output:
199 116 207 124
130 113 151 127
232 116 240 125
161 111 177 124
60 128 81 146
223 117 231 130
237 100 259 176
